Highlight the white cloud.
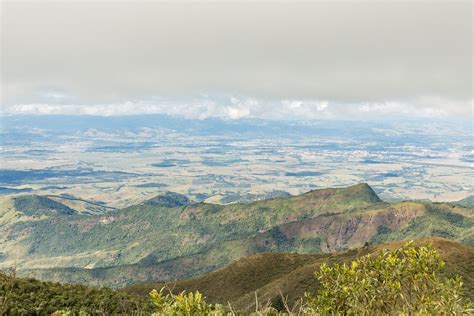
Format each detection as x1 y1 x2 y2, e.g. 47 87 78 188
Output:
2 95 470 121
227 106 250 119
356 98 472 118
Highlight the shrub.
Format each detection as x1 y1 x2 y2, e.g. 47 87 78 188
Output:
147 242 473 315
305 241 473 315
0 269 152 314
149 287 226 316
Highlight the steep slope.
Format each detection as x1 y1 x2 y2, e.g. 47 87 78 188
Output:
124 238 474 312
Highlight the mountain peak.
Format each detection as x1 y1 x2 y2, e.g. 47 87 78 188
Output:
143 192 190 208
13 195 76 216
337 183 381 203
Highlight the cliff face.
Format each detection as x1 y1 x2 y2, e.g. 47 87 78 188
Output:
250 201 426 252
315 202 426 251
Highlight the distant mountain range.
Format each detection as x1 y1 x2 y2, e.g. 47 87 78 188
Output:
0 184 472 288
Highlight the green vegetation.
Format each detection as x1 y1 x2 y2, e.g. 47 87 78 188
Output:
2 184 471 288
1 240 472 315
0 269 153 315
145 242 473 315
146 241 473 315
13 195 76 216
305 241 471 315
125 238 474 311
149 288 223 315
143 192 191 208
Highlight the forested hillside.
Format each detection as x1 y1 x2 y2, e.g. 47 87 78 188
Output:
1 184 472 288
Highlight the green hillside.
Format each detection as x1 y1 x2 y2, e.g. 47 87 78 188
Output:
124 238 474 312
143 191 191 208
1 184 472 288
2 238 472 314
13 195 76 216
0 194 76 226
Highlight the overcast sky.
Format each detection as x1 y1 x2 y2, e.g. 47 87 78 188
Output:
1 1 472 120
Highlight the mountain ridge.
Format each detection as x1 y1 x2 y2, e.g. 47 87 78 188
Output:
1 184 472 288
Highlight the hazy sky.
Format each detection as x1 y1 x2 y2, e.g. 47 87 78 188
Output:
1 1 472 120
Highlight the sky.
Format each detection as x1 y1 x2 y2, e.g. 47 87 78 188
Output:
1 1 472 120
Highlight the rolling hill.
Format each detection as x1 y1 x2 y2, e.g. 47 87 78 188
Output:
0 184 472 288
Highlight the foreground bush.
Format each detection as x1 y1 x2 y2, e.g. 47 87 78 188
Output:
149 287 227 315
147 242 472 315
305 241 472 315
6 241 472 315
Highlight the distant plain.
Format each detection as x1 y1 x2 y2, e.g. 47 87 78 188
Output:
1 115 472 207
